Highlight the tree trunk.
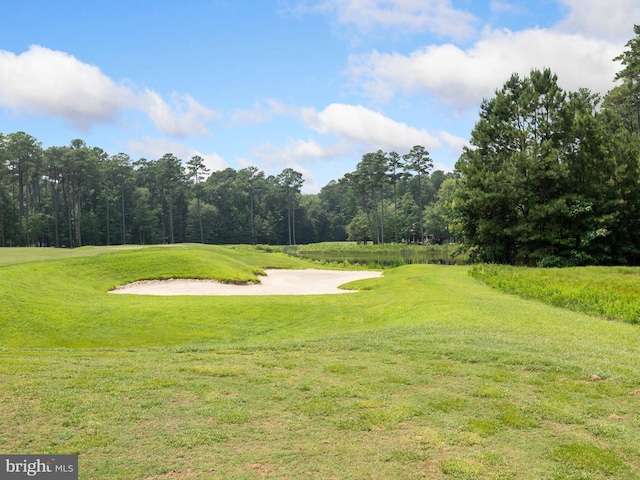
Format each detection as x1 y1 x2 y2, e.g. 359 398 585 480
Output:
52 183 60 248
380 186 385 244
63 181 73 248
25 184 30 246
361 193 373 244
76 192 82 247
106 196 110 246
197 196 204 243
121 183 126 245
0 202 4 247
287 201 292 245
418 174 424 243
168 187 175 244
371 189 380 244
292 196 296 245
393 182 398 243
18 169 25 246
249 192 255 245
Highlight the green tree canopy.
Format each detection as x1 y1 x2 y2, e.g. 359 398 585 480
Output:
604 25 640 135
455 67 640 266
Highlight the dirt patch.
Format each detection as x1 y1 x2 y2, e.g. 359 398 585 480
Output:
110 269 382 296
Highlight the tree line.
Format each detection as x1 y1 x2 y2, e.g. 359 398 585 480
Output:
0 132 448 247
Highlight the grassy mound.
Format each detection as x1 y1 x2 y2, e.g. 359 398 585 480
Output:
0 244 314 348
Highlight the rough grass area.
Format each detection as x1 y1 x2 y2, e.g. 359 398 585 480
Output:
285 242 467 267
290 241 461 259
470 263 640 324
1 245 639 479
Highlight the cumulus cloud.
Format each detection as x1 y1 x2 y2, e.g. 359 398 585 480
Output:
252 137 350 166
301 103 441 152
288 0 477 40
0 45 216 136
0 45 134 128
128 136 227 173
349 28 622 108
556 0 640 42
489 1 526 15
230 99 293 125
438 129 469 153
139 90 218 137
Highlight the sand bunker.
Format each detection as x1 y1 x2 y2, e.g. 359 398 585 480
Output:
110 269 382 296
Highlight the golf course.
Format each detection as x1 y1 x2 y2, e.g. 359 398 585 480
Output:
1 244 639 479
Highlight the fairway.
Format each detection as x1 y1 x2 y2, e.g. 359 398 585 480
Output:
1 245 639 479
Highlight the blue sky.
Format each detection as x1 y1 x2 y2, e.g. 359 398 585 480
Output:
0 0 635 192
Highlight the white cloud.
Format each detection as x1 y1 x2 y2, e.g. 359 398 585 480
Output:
349 28 622 108
302 103 441 152
489 1 526 15
0 45 216 136
252 138 350 166
139 90 218 137
0 45 134 128
437 130 468 153
230 99 292 125
557 0 640 42
128 136 227 173
288 0 477 40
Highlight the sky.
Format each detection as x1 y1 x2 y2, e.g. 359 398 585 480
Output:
0 0 636 193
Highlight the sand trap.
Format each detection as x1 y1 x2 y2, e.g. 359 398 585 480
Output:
109 269 382 296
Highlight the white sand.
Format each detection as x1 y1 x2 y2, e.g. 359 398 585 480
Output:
109 269 382 296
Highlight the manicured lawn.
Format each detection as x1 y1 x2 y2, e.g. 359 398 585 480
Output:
1 245 639 478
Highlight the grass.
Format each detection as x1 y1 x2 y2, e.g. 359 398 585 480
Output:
470 263 640 324
290 241 458 257
285 242 468 267
0 244 147 267
1 245 639 478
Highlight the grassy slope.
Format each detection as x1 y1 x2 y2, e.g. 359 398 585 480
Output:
1 245 639 479
0 244 147 267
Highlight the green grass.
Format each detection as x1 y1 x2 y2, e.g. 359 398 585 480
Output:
293 241 428 251
287 241 468 267
1 245 640 478
292 241 457 257
470 263 640 324
0 244 313 348
0 244 147 267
